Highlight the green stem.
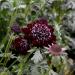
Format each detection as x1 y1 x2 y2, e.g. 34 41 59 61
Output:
0 10 17 64
5 59 17 72
3 33 14 66
17 50 35 75
54 21 62 45
17 56 29 75
0 11 17 47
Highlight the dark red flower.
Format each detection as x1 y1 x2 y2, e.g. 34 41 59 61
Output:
12 37 30 54
21 19 56 46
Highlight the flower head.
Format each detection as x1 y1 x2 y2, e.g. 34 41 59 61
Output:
11 22 21 33
12 37 30 54
45 44 66 56
21 19 56 46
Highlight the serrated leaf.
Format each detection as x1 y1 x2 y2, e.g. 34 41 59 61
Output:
31 50 43 64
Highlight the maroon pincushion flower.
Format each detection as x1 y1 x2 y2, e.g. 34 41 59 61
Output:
21 19 56 46
12 37 30 54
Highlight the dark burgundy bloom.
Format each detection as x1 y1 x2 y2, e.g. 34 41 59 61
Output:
12 37 30 54
11 22 21 33
21 19 56 46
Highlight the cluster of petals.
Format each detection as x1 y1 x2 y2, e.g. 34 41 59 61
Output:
45 44 67 56
21 19 56 47
12 19 56 54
